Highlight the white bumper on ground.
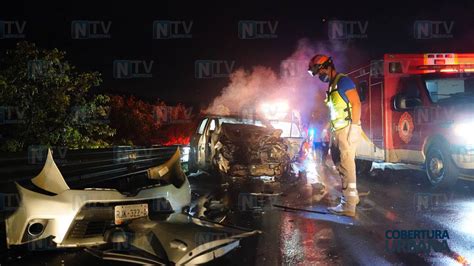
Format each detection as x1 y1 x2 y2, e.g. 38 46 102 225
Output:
6 149 191 248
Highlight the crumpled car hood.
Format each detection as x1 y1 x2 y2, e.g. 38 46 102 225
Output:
214 123 290 177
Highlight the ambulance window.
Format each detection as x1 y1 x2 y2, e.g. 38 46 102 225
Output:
425 74 474 103
197 118 208 134
399 77 421 98
357 81 368 102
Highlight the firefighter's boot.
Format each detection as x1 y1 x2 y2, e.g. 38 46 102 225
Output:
327 202 356 217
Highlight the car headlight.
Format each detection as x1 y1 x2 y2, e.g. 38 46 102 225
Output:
453 122 474 145
180 146 190 162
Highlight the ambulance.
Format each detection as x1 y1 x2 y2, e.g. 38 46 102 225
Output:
348 53 474 188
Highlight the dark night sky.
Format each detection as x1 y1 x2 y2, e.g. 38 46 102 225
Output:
1 0 474 106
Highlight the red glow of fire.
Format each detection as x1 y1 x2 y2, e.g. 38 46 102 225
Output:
161 136 191 146
152 120 197 146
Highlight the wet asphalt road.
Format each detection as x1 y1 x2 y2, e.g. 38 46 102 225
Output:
3 164 474 265
195 163 474 266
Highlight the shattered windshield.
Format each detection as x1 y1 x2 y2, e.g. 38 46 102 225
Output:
269 121 301 138
218 117 264 126
424 73 474 103
217 117 301 138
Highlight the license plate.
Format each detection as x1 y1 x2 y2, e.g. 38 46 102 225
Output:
114 203 148 224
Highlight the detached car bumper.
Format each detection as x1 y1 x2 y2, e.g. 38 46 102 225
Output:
6 149 191 248
85 213 260 265
7 181 191 247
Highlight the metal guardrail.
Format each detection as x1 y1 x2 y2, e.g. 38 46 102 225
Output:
0 146 185 186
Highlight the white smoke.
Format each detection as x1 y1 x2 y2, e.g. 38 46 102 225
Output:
205 38 356 128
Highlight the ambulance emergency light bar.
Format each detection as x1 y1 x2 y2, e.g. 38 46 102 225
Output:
389 53 474 74
417 65 474 73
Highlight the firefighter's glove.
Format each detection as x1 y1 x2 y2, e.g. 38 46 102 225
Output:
347 124 362 146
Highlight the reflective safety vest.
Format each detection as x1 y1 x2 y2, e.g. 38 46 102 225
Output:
325 73 352 131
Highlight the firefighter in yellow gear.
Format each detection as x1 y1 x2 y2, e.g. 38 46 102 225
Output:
308 54 362 217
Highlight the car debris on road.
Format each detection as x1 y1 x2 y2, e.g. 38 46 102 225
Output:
4 148 259 265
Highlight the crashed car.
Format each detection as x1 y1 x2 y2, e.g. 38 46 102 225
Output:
5 149 258 264
189 115 304 190
214 123 290 177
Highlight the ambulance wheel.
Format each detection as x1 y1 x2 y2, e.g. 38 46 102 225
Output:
425 141 459 189
356 159 373 177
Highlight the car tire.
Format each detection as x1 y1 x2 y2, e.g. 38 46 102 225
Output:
425 141 459 189
356 159 373 177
